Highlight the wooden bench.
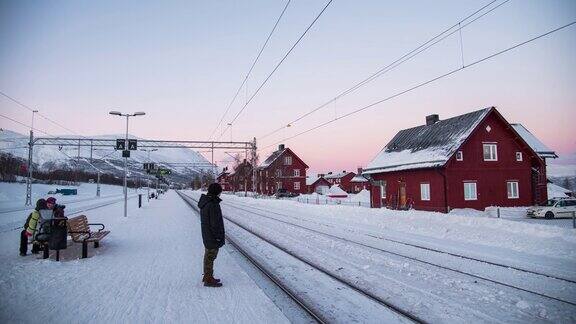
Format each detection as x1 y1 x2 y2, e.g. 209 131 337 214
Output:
67 215 110 259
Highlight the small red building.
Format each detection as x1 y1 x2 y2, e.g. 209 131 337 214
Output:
363 107 547 212
324 171 356 193
307 175 331 194
216 168 233 192
257 144 309 195
350 168 370 193
230 160 253 193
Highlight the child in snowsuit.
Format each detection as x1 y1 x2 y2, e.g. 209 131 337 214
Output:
20 198 47 256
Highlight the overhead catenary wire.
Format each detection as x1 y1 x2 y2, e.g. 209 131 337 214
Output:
258 0 508 140
208 0 292 140
261 20 576 150
0 112 55 137
217 0 334 140
0 90 83 137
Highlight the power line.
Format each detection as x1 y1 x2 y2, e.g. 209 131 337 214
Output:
259 0 508 140
0 90 84 137
218 0 334 140
261 20 576 150
209 0 292 140
0 113 54 137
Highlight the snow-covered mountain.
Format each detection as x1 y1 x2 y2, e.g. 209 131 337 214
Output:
0 129 213 183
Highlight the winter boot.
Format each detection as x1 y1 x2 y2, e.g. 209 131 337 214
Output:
202 275 222 287
202 274 221 283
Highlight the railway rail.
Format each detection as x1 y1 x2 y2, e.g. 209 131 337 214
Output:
177 190 425 324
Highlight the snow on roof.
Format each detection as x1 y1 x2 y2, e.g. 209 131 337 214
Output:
324 171 353 179
258 148 286 168
511 124 558 159
306 176 318 186
350 174 368 182
548 182 572 198
364 107 492 174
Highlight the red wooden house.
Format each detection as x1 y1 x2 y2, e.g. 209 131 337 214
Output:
257 144 309 195
363 107 547 212
307 175 331 194
216 167 233 192
350 168 370 193
324 171 356 193
230 160 253 192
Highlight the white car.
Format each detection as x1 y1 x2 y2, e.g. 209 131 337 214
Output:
527 198 576 219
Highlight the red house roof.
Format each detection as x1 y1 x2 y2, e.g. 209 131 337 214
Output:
363 107 491 174
364 107 541 175
258 145 309 170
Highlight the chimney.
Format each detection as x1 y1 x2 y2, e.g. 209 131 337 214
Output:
278 144 285 151
318 173 325 178
328 172 332 175
357 167 363 174
426 114 439 126
342 170 346 174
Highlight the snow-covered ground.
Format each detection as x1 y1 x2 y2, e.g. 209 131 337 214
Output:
0 188 289 323
183 190 576 323
2 181 575 323
0 182 125 212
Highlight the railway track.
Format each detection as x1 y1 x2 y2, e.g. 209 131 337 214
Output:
177 190 424 324
220 199 576 308
226 197 576 285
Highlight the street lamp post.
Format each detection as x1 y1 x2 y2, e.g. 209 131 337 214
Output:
109 110 146 217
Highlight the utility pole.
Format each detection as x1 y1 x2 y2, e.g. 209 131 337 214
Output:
25 130 33 206
25 109 38 206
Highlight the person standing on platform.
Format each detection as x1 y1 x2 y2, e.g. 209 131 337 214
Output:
197 183 225 287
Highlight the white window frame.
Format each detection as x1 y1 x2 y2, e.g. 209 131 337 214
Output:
507 181 519 199
284 156 292 165
380 181 387 199
275 169 282 177
456 151 463 161
276 181 282 190
464 182 477 201
294 169 300 177
420 183 430 201
294 182 300 190
483 143 498 161
516 152 523 162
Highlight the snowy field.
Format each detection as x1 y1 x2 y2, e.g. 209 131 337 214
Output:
2 181 575 323
0 185 289 323
185 190 576 323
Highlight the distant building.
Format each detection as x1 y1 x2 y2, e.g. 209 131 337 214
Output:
257 144 309 195
349 168 370 193
231 160 253 193
307 175 331 194
217 167 233 192
363 107 548 212
324 171 356 193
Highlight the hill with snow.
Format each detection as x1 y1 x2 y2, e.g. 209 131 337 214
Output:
0 129 213 184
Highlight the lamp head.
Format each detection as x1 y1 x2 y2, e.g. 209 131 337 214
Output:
109 111 122 116
133 112 146 116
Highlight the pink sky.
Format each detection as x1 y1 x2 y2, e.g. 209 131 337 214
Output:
1 1 575 173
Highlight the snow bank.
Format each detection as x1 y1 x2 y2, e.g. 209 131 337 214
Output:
350 189 370 203
327 185 347 197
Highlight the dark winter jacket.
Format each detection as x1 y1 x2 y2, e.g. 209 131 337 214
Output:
198 194 225 249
